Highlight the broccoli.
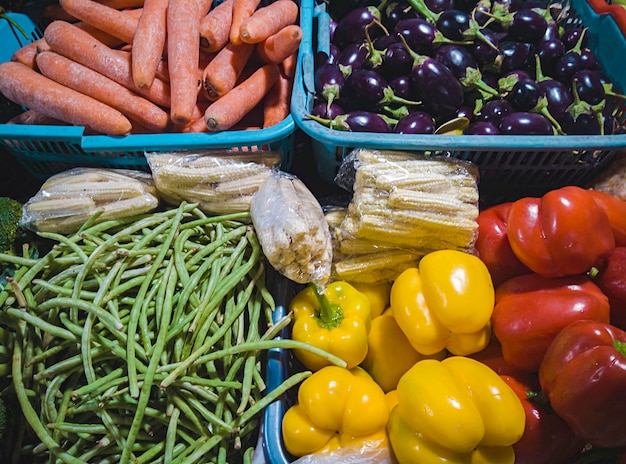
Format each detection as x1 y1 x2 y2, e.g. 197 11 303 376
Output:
0 196 23 254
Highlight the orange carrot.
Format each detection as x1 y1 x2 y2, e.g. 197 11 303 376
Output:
199 0 234 53
204 63 280 131
0 61 132 135
59 0 139 44
132 0 168 89
114 49 170 83
36 51 171 132
255 24 302 65
98 0 145 9
229 0 261 45
167 0 203 125
44 21 171 107
44 3 79 22
239 0 298 44
263 71 292 128
202 41 254 100
280 50 298 79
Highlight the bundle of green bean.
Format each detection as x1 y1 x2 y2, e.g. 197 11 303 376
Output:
0 203 345 464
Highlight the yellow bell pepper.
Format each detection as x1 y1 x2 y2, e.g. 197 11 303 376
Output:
281 366 390 457
390 249 494 356
290 281 371 371
387 356 526 464
348 280 392 319
361 309 446 393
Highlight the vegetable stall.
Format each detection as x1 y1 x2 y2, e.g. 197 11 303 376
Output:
1 0 626 463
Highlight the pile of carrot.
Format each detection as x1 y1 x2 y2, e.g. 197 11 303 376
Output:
0 0 302 136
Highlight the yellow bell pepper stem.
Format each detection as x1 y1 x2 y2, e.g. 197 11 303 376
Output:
310 281 344 328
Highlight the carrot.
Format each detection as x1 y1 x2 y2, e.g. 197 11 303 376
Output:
132 0 168 89
204 62 280 131
98 0 145 8
199 0 234 53
44 20 171 108
239 0 299 44
7 109 68 126
202 41 254 101
0 61 132 135
167 0 204 125
44 3 79 22
114 49 170 83
11 39 49 69
263 71 292 128
229 0 261 45
36 51 171 132
280 50 298 79
255 24 302 65
59 0 140 44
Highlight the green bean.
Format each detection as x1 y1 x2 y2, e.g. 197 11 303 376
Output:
46 422 109 434
38 297 122 332
120 258 177 464
173 435 224 464
177 388 234 433
12 332 84 464
38 231 89 263
135 441 166 464
31 278 97 301
24 340 72 368
43 373 68 424
71 367 124 399
5 307 77 342
127 204 186 399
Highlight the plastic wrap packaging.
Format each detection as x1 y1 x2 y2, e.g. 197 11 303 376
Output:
20 167 159 234
328 149 480 284
147 150 282 215
588 153 626 200
292 442 392 464
250 171 333 285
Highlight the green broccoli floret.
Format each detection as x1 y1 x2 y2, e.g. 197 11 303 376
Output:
0 197 23 254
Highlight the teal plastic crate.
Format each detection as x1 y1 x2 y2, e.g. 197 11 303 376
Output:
0 7 296 180
291 0 626 204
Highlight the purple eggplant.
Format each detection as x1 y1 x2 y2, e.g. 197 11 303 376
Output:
395 111 436 133
343 68 422 110
507 78 564 133
311 101 346 119
573 69 606 106
337 43 369 74
456 105 475 121
314 62 346 106
433 44 500 97
464 121 501 134
561 27 588 51
470 27 501 66
561 111 602 135
394 18 449 55
477 98 515 126
499 112 556 134
307 110 394 132
333 6 384 49
552 28 591 83
425 0 455 13
436 8 498 50
498 40 533 74
399 34 465 118
536 37 565 71
506 9 548 43
389 74 419 100
383 1 420 30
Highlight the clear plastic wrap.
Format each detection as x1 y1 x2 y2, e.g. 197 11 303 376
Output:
328 149 480 284
293 443 392 464
20 167 159 234
250 171 333 285
588 153 626 200
146 149 281 215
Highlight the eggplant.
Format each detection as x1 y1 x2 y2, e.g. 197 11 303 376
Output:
464 121 501 134
399 35 465 118
394 111 436 133
507 78 564 133
383 1 419 30
332 6 384 49
425 0 455 14
394 18 446 55
433 44 500 97
573 69 606 106
561 111 602 135
470 27 501 66
499 112 555 134
561 27 588 51
343 68 422 110
334 111 395 132
389 75 419 100
498 40 533 74
505 9 548 43
311 101 346 119
337 43 369 74
536 37 565 71
552 28 594 83
314 62 346 107
477 98 514 126
435 8 497 49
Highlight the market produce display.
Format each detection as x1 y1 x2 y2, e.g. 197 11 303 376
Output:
308 0 626 135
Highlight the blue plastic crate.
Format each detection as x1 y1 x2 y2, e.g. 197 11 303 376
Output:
291 0 626 204
0 6 296 180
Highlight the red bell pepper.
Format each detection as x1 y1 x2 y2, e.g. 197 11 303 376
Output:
500 375 585 464
475 202 531 287
507 186 615 278
588 189 626 247
591 247 626 330
539 320 626 448
492 273 610 372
